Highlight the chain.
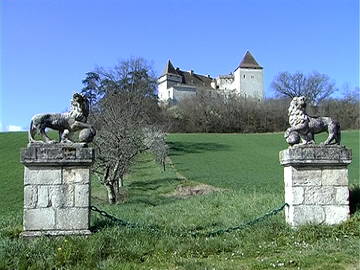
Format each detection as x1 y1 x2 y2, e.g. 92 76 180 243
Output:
200 202 288 237
90 205 161 232
90 203 289 237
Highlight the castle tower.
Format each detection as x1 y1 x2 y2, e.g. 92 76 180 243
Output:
157 60 182 101
233 51 264 101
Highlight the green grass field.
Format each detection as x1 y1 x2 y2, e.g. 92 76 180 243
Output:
168 131 359 192
0 131 359 269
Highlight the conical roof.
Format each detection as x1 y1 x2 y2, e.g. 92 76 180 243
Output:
238 51 263 69
162 60 178 74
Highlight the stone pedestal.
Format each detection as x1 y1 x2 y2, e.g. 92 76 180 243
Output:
279 145 352 227
20 144 94 237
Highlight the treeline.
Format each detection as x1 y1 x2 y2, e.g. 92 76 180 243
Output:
161 90 360 133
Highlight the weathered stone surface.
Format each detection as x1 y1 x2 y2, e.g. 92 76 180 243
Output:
24 167 62 185
21 229 91 237
63 147 76 159
24 208 56 230
37 186 50 207
27 92 95 146
24 185 38 208
285 186 304 205
284 167 321 186
304 186 336 205
56 208 89 230
21 145 94 166
280 145 352 166
21 146 36 161
21 145 94 236
76 147 95 160
323 205 349 225
322 168 348 186
287 205 325 226
280 145 351 227
74 184 90 207
335 187 349 204
49 185 75 208
63 168 89 184
37 147 63 160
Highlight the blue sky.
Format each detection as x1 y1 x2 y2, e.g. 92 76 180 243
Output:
1 0 359 131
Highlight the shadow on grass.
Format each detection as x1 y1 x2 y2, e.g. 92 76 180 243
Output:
128 177 181 190
168 141 230 156
349 184 360 215
127 196 179 207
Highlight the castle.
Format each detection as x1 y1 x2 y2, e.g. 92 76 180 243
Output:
157 51 264 103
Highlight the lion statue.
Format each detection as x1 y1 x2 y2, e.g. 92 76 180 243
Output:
28 93 96 145
284 96 341 146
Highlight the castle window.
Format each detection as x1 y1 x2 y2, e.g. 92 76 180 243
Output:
243 75 246 78
168 91 170 97
251 75 254 79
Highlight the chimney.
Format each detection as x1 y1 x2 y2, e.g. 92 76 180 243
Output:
189 70 194 75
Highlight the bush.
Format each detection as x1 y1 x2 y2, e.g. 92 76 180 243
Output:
162 93 359 133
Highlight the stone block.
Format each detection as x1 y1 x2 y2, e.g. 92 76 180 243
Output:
287 205 325 226
37 147 63 160
76 147 94 160
74 184 90 207
335 187 349 204
50 185 74 208
56 208 89 230
314 147 340 160
24 167 62 185
63 147 76 159
304 186 336 205
24 208 56 230
21 230 91 237
63 168 89 184
21 145 94 166
285 186 304 205
322 168 348 186
37 186 50 207
280 145 352 166
24 185 38 208
323 205 349 225
283 166 292 187
286 167 321 186
21 147 36 161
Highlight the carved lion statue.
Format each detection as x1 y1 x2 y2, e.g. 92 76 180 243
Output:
28 93 96 145
284 96 341 146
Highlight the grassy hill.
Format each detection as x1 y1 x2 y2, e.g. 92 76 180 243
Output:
168 131 359 192
0 131 359 269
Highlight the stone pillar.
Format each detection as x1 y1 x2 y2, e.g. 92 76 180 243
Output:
279 145 352 227
20 144 94 237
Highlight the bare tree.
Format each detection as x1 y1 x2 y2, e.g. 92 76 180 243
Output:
271 71 337 104
83 58 167 204
144 127 168 171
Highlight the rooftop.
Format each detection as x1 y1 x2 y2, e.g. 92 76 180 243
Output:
238 51 263 69
161 60 213 88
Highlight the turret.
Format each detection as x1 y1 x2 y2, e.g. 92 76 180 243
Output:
233 51 264 101
157 60 182 101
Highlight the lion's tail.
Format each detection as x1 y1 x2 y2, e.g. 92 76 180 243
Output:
336 122 341 144
28 119 37 143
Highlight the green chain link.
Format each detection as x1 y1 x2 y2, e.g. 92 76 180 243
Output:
90 203 289 237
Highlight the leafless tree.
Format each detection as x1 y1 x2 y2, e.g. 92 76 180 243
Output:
271 71 337 105
83 58 167 204
144 127 168 171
